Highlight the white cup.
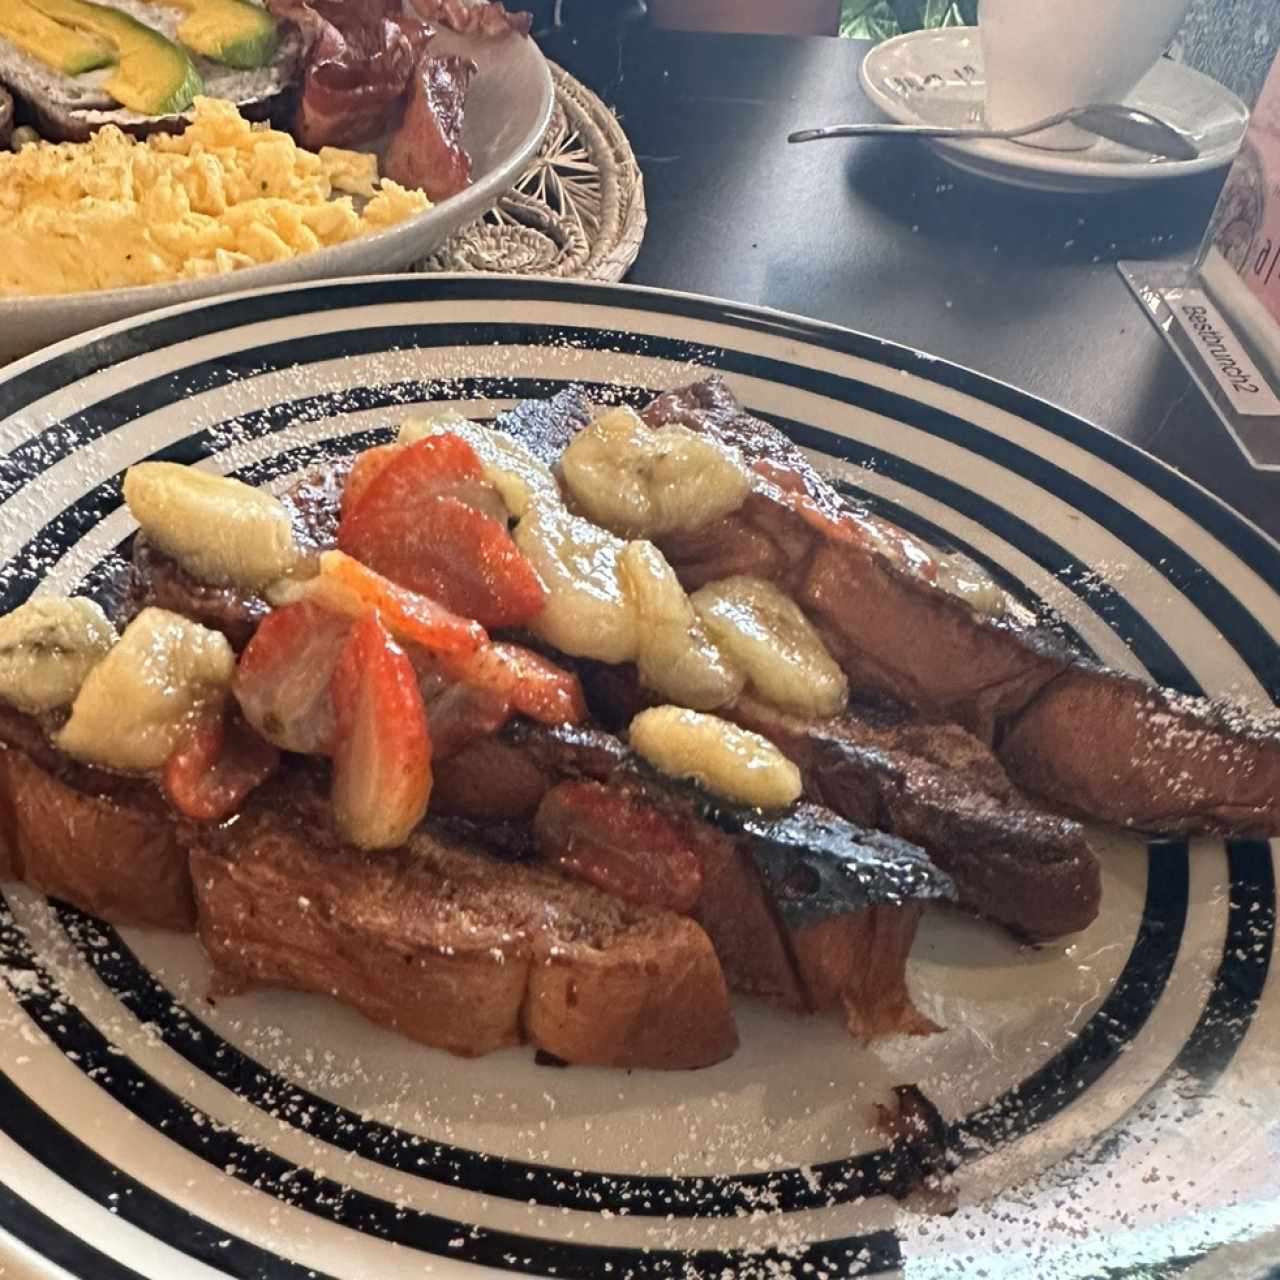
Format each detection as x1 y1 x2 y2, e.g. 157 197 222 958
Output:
978 0 1192 150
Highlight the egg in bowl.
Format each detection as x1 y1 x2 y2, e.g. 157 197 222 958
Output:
0 97 431 297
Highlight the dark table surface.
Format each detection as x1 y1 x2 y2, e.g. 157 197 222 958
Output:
540 22 1280 541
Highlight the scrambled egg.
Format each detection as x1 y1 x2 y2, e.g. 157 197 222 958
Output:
0 98 431 297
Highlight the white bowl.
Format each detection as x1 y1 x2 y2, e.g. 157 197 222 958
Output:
0 29 553 361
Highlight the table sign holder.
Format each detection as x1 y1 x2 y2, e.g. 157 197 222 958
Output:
1120 49 1280 469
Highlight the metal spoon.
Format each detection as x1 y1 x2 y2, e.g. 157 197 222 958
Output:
788 103 1200 160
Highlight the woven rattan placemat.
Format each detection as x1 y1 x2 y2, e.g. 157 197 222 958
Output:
417 62 647 283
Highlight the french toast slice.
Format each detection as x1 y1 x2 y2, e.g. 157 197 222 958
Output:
998 667 1280 836
436 721 954 1037
186 781 738 1069
569 657 1102 941
636 377 1280 837
0 708 737 1068
726 696 1101 941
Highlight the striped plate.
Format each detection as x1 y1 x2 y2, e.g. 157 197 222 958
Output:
0 277 1276 1280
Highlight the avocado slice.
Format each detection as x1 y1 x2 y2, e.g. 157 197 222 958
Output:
26 0 203 115
0 1 115 75
144 0 279 71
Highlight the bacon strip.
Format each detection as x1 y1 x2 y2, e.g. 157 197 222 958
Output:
409 0 533 37
382 54 478 198
266 0 433 148
266 0 487 195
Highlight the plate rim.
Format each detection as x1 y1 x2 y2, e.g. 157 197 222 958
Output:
3 270 1277 568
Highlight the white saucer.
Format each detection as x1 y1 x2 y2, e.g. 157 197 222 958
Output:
859 28 1249 194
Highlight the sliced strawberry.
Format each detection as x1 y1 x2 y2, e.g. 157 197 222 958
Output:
533 781 704 914
422 679 512 760
331 610 433 850
340 490 545 628
282 550 487 659
346 432 509 525
407 641 583 754
344 432 485 523
233 601 350 754
342 443 405 520
162 705 280 822
474 643 586 726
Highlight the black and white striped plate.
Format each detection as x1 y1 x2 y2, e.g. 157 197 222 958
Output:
0 277 1275 1280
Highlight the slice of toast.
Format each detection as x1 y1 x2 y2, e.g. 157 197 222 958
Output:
0 0 303 142
438 722 952 1037
727 696 1102 941
644 377 1280 834
0 709 737 1068
791 905 937 1038
186 781 738 1069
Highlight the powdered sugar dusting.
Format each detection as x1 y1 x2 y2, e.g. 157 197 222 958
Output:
0 308 1275 1277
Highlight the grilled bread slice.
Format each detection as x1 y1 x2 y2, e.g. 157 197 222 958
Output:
726 696 1102 941
187 781 738 1069
638 377 1280 837
0 0 303 142
0 705 737 1068
434 721 954 1038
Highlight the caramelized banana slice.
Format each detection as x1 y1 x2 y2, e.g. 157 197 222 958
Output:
0 596 116 714
400 413 560 518
692 575 848 719
513 501 637 663
619 541 743 711
630 705 802 810
124 462 303 591
560 406 751 538
58 607 234 771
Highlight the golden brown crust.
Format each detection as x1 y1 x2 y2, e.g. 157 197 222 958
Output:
191 836 532 1056
525 917 736 1069
0 743 195 930
800 542 1065 742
